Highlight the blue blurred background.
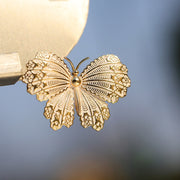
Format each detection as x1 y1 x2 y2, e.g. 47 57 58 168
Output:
0 0 180 179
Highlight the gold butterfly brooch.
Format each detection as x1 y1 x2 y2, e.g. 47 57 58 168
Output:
22 52 131 131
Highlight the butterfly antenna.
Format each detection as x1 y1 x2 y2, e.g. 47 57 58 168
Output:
64 57 76 72
76 57 90 71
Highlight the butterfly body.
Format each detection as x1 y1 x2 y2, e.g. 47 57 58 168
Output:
71 72 81 87
22 52 131 131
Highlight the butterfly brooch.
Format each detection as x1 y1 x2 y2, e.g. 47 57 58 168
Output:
22 52 131 131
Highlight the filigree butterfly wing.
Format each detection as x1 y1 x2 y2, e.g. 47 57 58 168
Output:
80 55 131 103
74 87 110 131
22 52 72 101
44 88 74 130
22 52 75 130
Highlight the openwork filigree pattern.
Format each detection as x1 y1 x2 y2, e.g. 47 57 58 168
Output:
74 88 110 131
22 52 71 101
22 52 131 131
80 55 131 103
44 88 74 130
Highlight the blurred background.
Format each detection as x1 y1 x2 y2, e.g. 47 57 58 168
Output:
0 0 180 179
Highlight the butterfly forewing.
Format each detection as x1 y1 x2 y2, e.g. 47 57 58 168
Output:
22 52 72 101
80 55 131 103
74 87 110 131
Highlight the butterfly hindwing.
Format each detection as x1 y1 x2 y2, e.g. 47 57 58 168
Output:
74 87 110 131
44 88 74 130
22 52 72 101
80 54 131 103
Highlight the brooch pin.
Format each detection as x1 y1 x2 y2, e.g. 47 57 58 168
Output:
22 52 131 131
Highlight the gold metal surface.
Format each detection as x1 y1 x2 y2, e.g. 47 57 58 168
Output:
71 76 81 87
22 52 131 131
